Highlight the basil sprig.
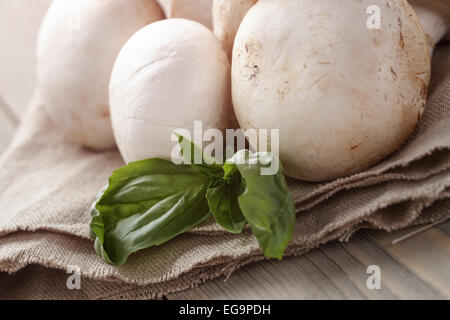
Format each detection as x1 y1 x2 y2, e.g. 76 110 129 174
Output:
90 135 295 266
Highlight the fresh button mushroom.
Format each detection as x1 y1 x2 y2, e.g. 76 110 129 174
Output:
109 19 236 163
232 0 431 182
36 0 164 150
168 0 213 29
213 0 258 60
409 0 450 53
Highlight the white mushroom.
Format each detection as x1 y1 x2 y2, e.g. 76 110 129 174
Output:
213 0 258 59
168 0 213 29
36 0 164 150
232 0 431 182
409 0 450 53
110 19 235 163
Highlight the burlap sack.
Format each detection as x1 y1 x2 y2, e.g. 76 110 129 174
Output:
0 44 449 299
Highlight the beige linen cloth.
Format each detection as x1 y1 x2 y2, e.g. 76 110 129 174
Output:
0 44 449 299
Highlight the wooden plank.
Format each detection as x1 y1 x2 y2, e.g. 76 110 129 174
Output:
169 252 349 300
329 232 444 299
436 219 450 237
168 239 371 300
368 225 450 298
168 226 449 300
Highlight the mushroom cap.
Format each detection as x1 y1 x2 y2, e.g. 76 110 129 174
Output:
169 0 213 29
232 0 431 182
213 0 258 59
37 0 164 150
110 18 235 163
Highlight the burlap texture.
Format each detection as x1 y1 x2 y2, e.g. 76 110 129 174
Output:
0 44 449 299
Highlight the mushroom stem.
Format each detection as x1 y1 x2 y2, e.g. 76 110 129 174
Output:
409 0 449 54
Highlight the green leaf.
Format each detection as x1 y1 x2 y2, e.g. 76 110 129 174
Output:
175 133 223 179
90 158 212 266
222 162 238 180
90 186 107 240
228 150 296 259
90 135 296 267
206 175 246 234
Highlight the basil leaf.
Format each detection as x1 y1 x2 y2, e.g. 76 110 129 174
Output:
206 176 246 234
94 237 114 265
90 185 107 240
229 150 296 259
222 162 238 180
175 133 223 179
90 158 212 266
90 135 296 266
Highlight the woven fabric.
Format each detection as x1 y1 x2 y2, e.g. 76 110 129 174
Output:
0 44 449 300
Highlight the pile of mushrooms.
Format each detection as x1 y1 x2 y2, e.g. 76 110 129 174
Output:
36 0 449 182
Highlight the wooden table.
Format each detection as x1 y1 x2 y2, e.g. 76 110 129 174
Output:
168 224 450 299
0 0 449 300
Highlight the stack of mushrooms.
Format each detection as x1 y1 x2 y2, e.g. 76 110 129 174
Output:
36 0 449 182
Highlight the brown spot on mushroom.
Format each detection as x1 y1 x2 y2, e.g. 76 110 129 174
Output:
420 80 428 101
350 145 359 150
241 40 262 85
100 107 110 118
277 81 290 101
399 31 405 49
307 74 328 90
244 40 261 55
249 65 259 79
390 66 398 80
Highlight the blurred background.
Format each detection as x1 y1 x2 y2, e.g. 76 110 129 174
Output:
0 0 172 153
0 0 51 152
